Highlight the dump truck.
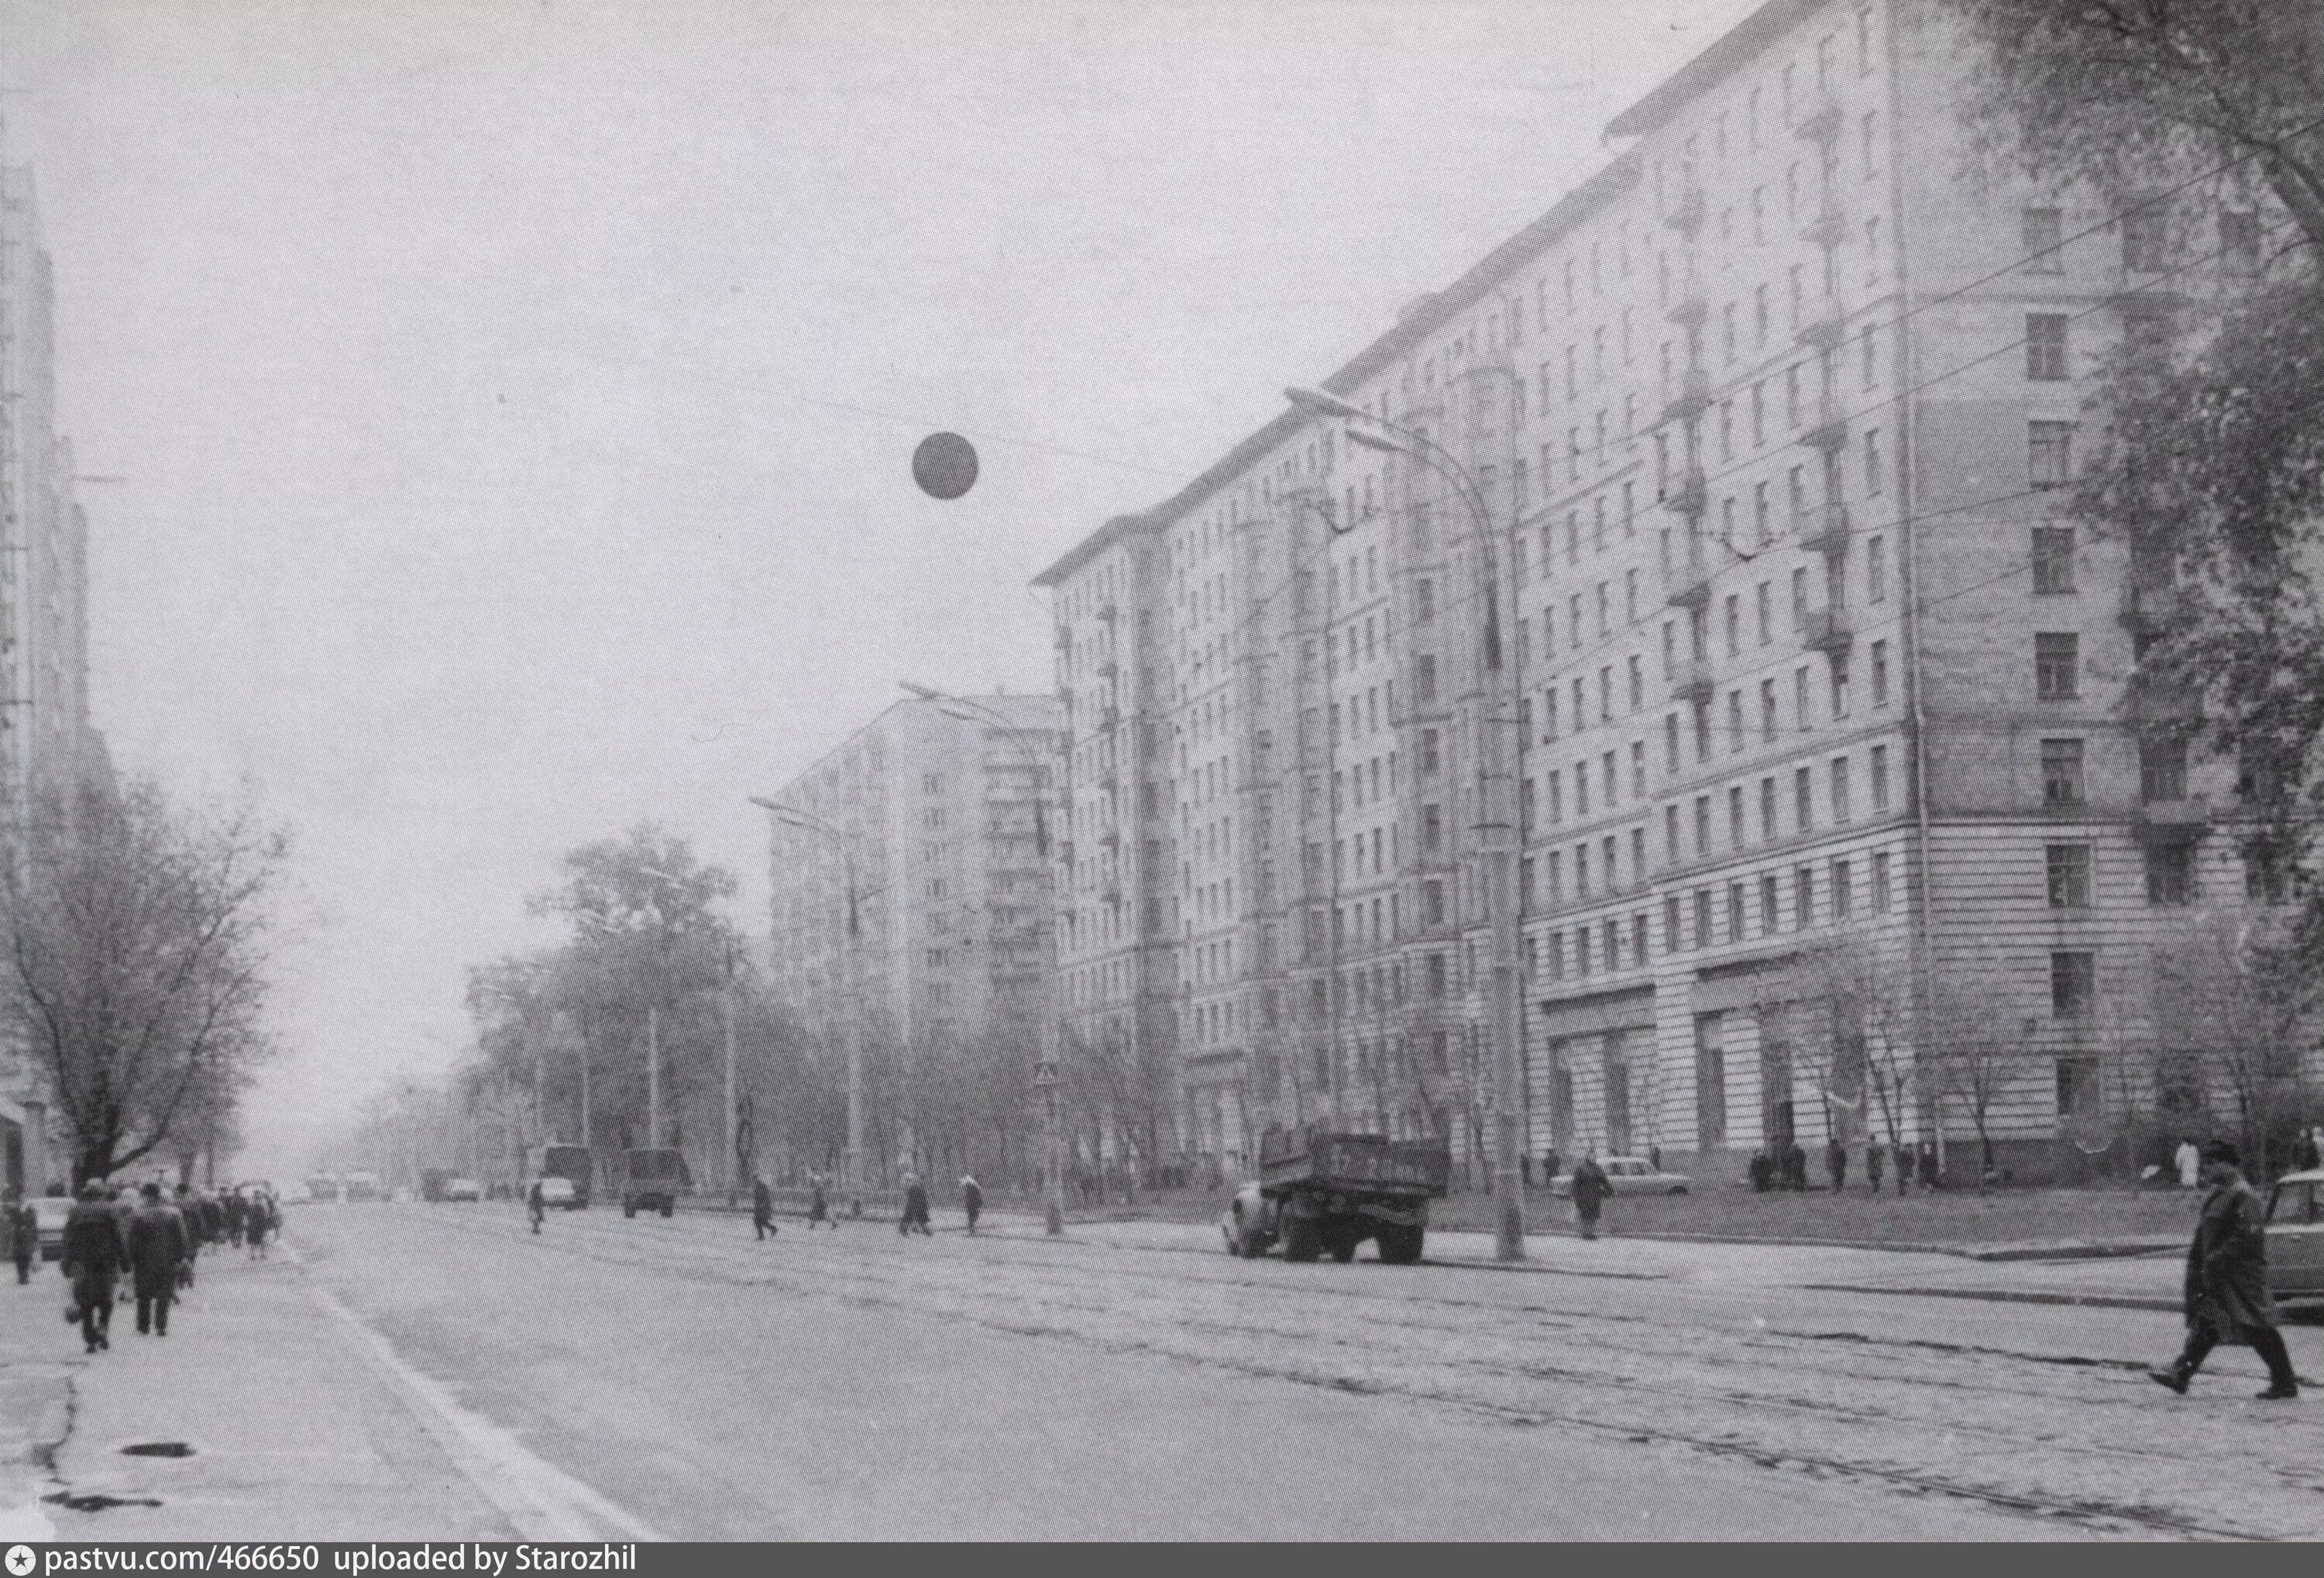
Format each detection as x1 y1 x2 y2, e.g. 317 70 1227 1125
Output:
1224 1126 1452 1264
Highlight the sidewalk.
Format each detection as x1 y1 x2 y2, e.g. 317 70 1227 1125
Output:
1 1241 521 1542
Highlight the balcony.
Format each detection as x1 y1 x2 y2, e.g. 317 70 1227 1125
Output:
1803 606 1854 655
2133 797 2212 846
1794 91 1842 145
1660 366 1713 425
2127 682 2202 723
1799 501 1850 559
1666 562 1713 614
1669 657 1715 705
1800 198 1846 250
1662 465 1708 517
1796 311 1846 352
1663 184 1706 235
2121 580 2192 631
1800 395 1848 452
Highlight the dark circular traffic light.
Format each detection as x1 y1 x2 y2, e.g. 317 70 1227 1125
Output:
913 431 979 500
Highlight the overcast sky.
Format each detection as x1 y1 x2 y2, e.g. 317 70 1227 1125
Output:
0 0 1758 1177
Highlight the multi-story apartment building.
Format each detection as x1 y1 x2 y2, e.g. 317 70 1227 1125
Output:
763 694 1061 1182
1 160 103 1198
1033 0 2302 1185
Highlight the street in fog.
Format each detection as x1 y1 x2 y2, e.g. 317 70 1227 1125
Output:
14 1202 2320 1541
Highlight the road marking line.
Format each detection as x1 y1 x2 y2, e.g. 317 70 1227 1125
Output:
293 1257 666 1542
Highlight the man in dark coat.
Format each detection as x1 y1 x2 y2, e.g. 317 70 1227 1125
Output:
2150 1140 2299 1399
1917 1141 1941 1191
61 1182 124 1353
527 1181 545 1234
224 1188 246 1246
1569 1152 1612 1241
751 1176 776 1240
806 1174 834 1229
8 1192 33 1284
1748 1149 1772 1193
1825 1137 1848 1192
127 1184 189 1337
961 1174 983 1235
1785 1140 1808 1192
171 1185 200 1288
899 1175 932 1236
1864 1140 1884 1193
1542 1148 1562 1191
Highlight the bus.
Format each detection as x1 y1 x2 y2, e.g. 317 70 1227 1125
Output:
528 1143 594 1209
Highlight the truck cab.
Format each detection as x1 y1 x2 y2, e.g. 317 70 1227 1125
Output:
620 1148 689 1218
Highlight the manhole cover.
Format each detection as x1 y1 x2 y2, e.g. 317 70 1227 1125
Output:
121 1442 194 1459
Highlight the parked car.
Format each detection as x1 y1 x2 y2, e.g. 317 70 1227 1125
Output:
30 1195 74 1262
1548 1156 1693 1198
442 1177 482 1202
534 1177 578 1209
2265 1167 2324 1305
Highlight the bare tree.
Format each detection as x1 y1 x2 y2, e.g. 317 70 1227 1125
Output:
3 779 290 1185
2148 902 2319 1175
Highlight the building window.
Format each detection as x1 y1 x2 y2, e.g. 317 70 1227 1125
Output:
2029 421 2075 489
1870 639 1889 706
1831 755 1852 823
2145 845 2193 906
2032 527 2077 593
2035 633 2080 700
2046 843 2092 908
1665 895 1684 952
1794 864 1815 930
2026 314 2069 380
1871 850 1892 913
2050 951 2095 1017
2041 737 2085 806
1794 766 1813 832
2140 728 2188 802
2023 206 2064 271
1870 743 1890 810
2123 208 2167 273
1831 858 1852 920
1760 872 1779 935
1727 880 1745 942
1416 654 1439 702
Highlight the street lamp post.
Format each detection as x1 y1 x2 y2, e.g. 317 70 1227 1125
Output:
900 682 1067 1236
1286 385 1527 1263
751 796 866 1199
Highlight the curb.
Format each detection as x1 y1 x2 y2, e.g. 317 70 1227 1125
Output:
1804 1282 2180 1312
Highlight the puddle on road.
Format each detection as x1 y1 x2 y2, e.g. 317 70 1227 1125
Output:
120 1442 195 1459
44 1492 163 1512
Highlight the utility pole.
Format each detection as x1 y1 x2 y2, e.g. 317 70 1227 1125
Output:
647 1002 662 1150
723 943 739 1202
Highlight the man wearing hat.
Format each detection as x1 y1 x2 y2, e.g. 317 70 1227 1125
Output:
127 1182 190 1337
60 1182 125 1353
2150 1140 2300 1401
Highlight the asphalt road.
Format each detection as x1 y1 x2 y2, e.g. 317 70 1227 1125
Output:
280 1202 2323 1541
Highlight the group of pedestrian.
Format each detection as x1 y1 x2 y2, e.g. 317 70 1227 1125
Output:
1747 1139 1941 1194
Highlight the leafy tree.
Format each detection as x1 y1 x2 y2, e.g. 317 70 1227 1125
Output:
3 779 290 1184
1954 1 2324 936
2147 902 2319 1174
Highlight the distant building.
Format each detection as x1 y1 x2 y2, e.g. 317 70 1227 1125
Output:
0 160 103 1198
762 694 1061 1183
1032 0 2309 1187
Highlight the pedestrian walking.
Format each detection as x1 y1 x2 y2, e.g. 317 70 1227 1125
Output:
2149 1140 2300 1401
60 1182 123 1354
1825 1137 1848 1192
961 1174 982 1235
752 1176 777 1240
528 1180 545 1234
1892 1141 1911 1195
127 1183 188 1338
2295 1126 2322 1174
1542 1148 1562 1190
172 1184 199 1289
1785 1140 1808 1192
224 1188 246 1247
1917 1142 1941 1191
1569 1151 1612 1242
1748 1149 1772 1193
899 1175 932 1236
806 1174 835 1229
2174 1136 2202 1189
1862 1140 1882 1194
1648 1145 1662 1174
9 1192 33 1284
245 1191 272 1258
